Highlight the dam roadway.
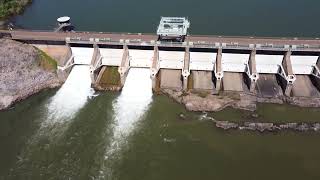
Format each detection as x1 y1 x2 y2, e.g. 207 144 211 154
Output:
1 30 320 51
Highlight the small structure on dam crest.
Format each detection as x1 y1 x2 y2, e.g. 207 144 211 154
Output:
157 17 190 42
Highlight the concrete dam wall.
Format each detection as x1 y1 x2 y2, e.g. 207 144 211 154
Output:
52 43 320 102
5 29 320 109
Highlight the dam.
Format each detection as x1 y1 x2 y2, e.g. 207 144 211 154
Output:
2 28 319 103
1 31 320 104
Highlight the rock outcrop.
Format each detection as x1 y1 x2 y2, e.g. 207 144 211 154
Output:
161 89 257 112
0 39 61 110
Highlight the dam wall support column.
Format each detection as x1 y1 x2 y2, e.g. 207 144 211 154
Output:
65 43 73 64
182 47 190 91
57 43 76 82
90 44 102 82
214 48 223 93
150 46 160 92
281 51 296 96
90 44 101 66
118 45 130 87
310 57 320 91
94 66 107 87
57 43 74 81
248 50 258 93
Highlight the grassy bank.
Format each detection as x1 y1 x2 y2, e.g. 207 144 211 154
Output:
0 0 32 20
37 48 58 71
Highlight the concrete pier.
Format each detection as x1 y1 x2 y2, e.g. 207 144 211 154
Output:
281 51 295 96
248 50 258 92
182 47 190 91
151 46 160 92
215 48 223 92
310 58 320 92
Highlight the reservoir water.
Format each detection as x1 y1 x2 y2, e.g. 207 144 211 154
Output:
1 1 320 179
10 0 320 37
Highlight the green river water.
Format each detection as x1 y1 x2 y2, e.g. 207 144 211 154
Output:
1 0 320 179
1 67 320 180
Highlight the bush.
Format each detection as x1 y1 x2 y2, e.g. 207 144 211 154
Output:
37 48 58 71
0 0 32 20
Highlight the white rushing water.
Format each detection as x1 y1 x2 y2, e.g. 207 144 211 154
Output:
14 65 95 170
105 68 153 158
45 65 94 125
112 68 152 144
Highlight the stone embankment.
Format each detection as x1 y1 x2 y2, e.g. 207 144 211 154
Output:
0 39 62 110
199 115 320 133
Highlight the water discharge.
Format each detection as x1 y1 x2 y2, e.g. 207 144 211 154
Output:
101 68 153 177
110 68 152 152
45 65 94 125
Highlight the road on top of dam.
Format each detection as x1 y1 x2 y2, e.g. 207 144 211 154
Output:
2 30 320 47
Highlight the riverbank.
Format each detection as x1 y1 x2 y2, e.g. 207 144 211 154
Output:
0 0 32 21
162 89 320 112
200 114 320 133
0 39 63 110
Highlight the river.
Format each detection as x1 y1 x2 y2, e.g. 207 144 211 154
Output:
1 0 320 179
1 66 320 179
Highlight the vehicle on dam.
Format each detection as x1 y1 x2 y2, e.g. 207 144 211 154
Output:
157 17 190 42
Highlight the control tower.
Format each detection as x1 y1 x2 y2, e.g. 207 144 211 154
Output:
157 17 190 42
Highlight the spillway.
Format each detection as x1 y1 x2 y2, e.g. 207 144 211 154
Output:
223 72 248 92
256 74 283 98
46 65 94 125
292 75 320 97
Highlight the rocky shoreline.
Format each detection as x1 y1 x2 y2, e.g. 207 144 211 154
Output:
162 89 320 112
0 39 63 110
204 116 320 133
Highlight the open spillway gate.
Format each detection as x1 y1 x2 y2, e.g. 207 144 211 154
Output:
52 41 320 98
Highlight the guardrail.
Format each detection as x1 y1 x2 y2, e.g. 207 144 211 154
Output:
3 28 320 41
2 29 320 52
65 38 320 52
